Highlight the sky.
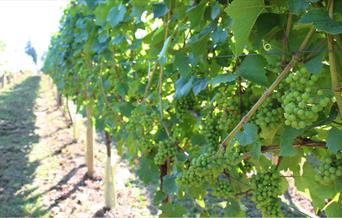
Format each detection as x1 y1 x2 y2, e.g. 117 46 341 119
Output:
0 0 69 72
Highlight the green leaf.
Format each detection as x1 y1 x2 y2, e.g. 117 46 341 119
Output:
153 190 167 205
211 2 221 20
107 4 126 28
174 54 191 77
158 36 171 65
225 0 264 55
325 199 342 217
136 156 159 184
299 8 342 35
212 27 228 44
236 56 269 86
112 34 125 45
279 126 303 156
187 2 206 27
295 160 338 208
209 74 237 86
162 175 177 194
153 3 169 18
278 151 302 175
192 78 209 96
288 0 310 15
279 176 289 194
235 123 258 145
251 143 261 159
304 52 324 74
223 199 244 217
174 76 194 98
160 203 186 217
94 2 112 26
327 128 342 153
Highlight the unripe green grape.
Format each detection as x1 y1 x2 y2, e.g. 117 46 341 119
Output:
175 93 197 122
251 167 283 217
154 139 177 165
316 151 342 184
281 69 332 129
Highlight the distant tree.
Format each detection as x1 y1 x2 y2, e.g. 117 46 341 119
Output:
25 41 37 65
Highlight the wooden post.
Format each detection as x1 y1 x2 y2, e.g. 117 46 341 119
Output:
73 112 82 142
104 131 116 208
57 90 63 107
86 106 94 177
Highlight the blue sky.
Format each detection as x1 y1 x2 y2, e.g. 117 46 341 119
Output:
0 0 68 72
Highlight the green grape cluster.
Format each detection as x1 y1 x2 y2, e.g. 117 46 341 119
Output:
215 89 241 132
251 167 283 217
203 113 220 147
126 107 159 136
154 139 177 165
255 96 283 129
315 151 342 184
176 150 228 187
177 147 243 187
281 69 331 129
212 178 233 198
175 94 196 121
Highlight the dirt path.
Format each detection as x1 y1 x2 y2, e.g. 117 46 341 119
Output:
0 74 155 217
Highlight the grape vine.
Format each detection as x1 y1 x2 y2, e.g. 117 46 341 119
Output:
43 0 342 216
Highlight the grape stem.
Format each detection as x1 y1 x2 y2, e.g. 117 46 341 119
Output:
281 13 293 67
219 27 315 150
327 0 342 119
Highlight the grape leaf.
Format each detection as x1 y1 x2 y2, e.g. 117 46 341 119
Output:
304 52 324 74
279 126 303 157
160 203 186 217
288 0 310 15
327 128 342 153
223 200 244 217
174 76 194 98
278 151 302 175
174 54 191 77
192 78 209 96
236 123 258 145
211 2 220 20
225 0 264 55
212 27 228 44
251 143 261 159
162 175 177 194
153 3 169 18
236 56 269 86
299 8 342 35
187 2 206 27
107 4 126 28
295 160 338 208
209 74 237 86
325 198 342 217
94 2 112 26
158 36 171 65
136 156 159 184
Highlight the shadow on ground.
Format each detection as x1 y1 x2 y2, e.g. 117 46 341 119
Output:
0 76 46 217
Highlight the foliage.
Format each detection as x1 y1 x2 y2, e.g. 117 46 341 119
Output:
43 0 342 216
25 41 37 65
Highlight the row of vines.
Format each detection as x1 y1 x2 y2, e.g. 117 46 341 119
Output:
43 0 342 216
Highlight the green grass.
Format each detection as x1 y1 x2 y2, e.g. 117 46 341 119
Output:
0 76 50 217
